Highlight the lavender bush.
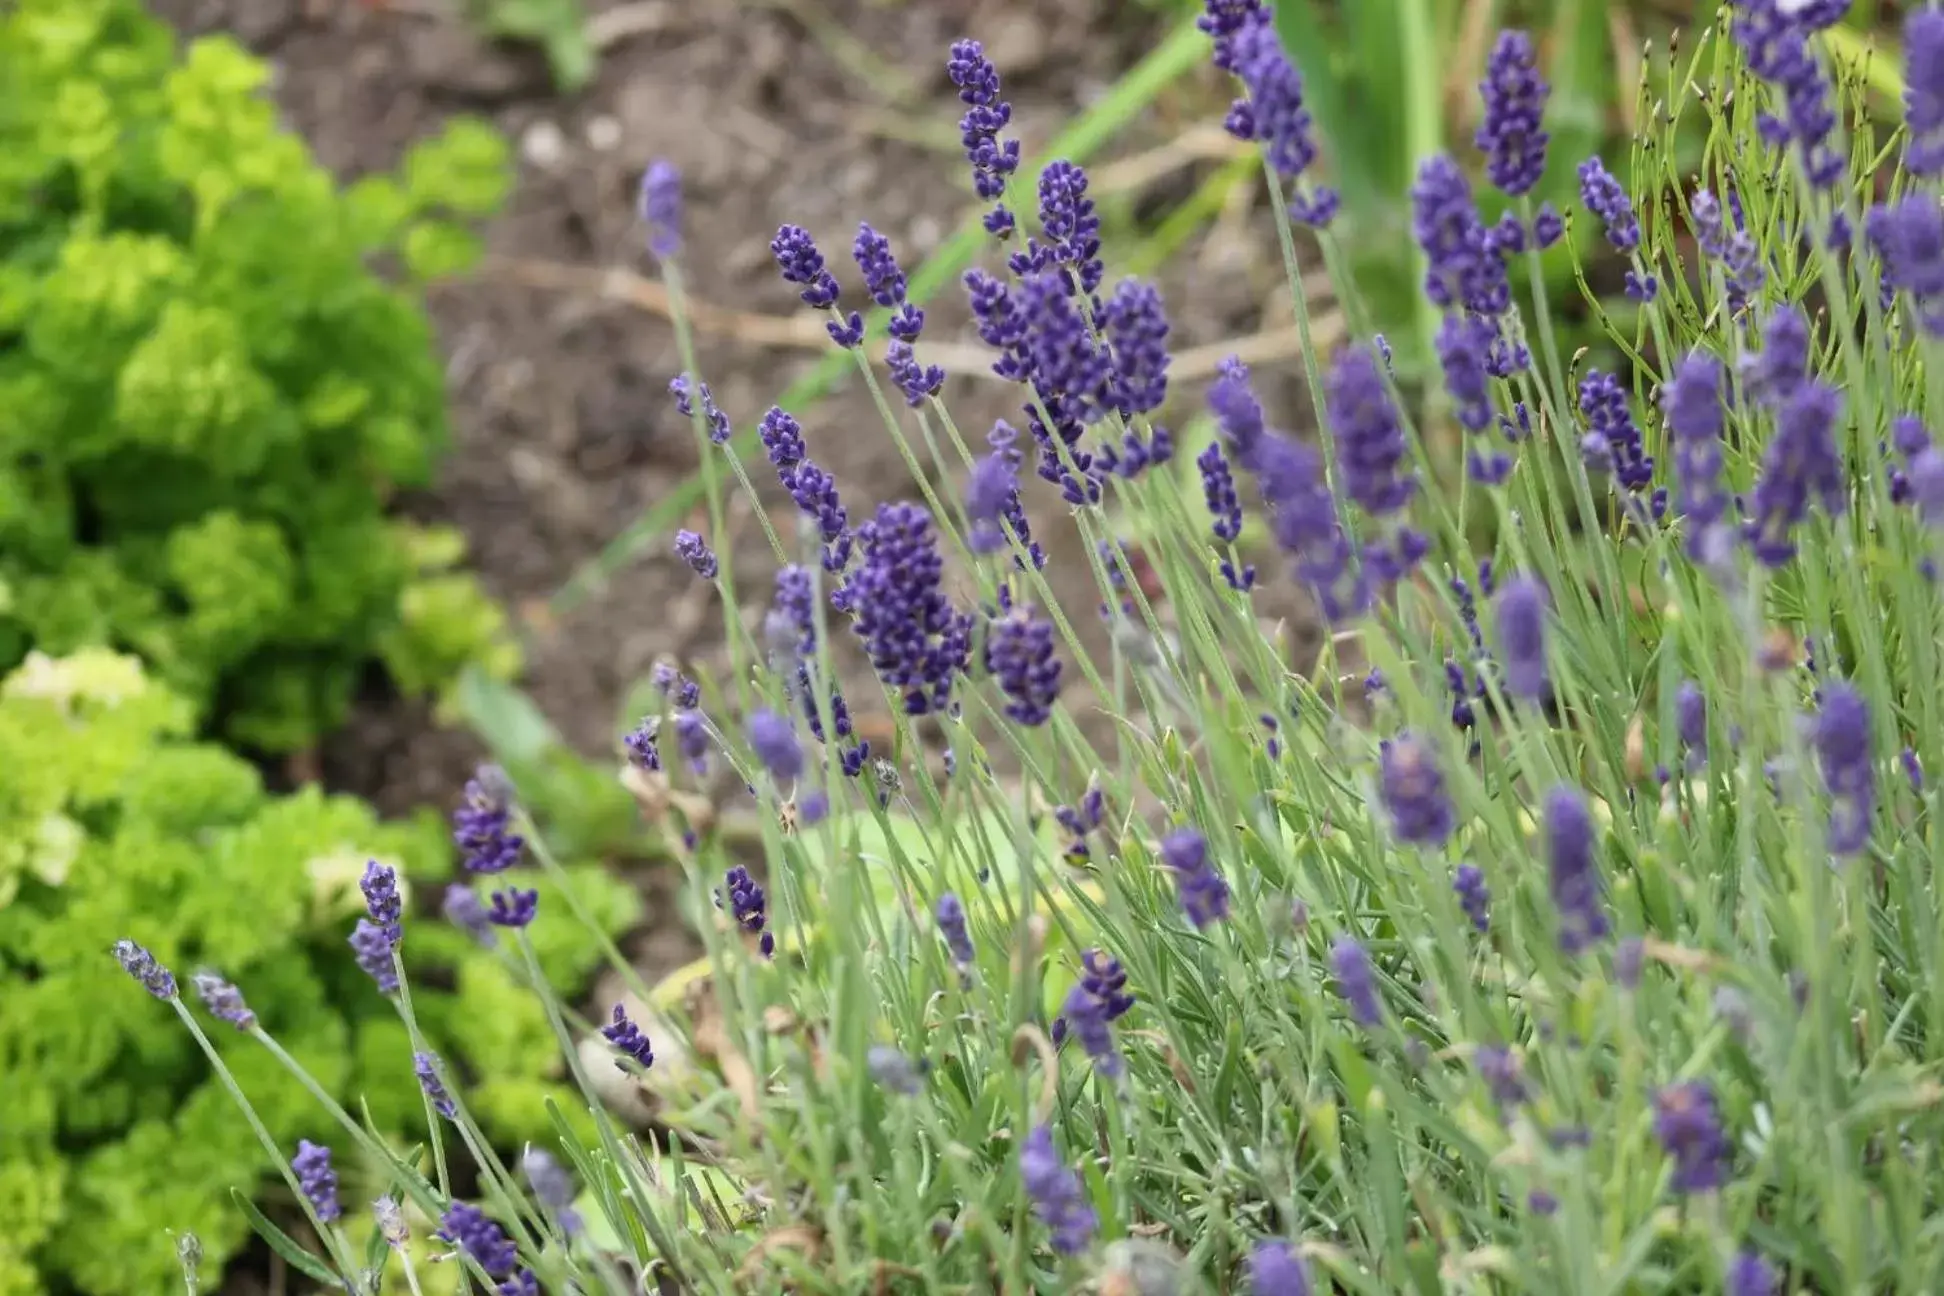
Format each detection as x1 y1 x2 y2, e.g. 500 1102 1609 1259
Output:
126 3 1944 1291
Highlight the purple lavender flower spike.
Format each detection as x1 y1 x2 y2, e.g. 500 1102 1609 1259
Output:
1248 1240 1313 1295
1477 31 1551 196
638 161 681 259
1327 344 1415 519
415 1051 458 1117
965 451 1019 555
1160 826 1230 928
1727 1250 1778 1296
1907 8 1944 177
1676 680 1708 764
361 860 402 944
1453 864 1490 933
439 1203 519 1280
722 865 775 956
487 888 538 929
1379 732 1455 848
1867 196 1944 336
192 971 256 1030
887 341 944 406
846 502 971 715
853 222 924 342
1494 577 1551 701
1413 155 1509 315
602 1004 656 1070
1102 278 1171 415
947 39 1021 234
624 716 661 772
350 919 399 993
758 406 805 473
443 884 496 946
1664 352 1732 569
1251 429 1366 620
454 766 525 875
1331 936 1381 1026
937 892 975 968
747 709 805 783
1691 190 1766 308
1652 1080 1731 1193
770 224 841 308
674 529 718 580
1815 681 1875 857
1746 379 1846 566
522 1149 583 1236
1734 0 1842 186
1008 161 1104 293
1228 18 1336 223
1199 0 1268 71
1578 156 1639 251
1019 1126 1097 1255
1545 785 1608 955
292 1141 341 1223
1475 1045 1528 1110
669 374 731 444
986 600 1061 726
1578 370 1654 494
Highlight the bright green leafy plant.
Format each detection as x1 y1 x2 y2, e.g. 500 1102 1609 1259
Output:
0 0 518 753
0 648 638 1295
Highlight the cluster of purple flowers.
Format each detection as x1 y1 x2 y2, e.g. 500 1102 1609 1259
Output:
1223 14 1337 225
1577 369 1655 495
985 590 1062 727
1326 343 1424 580
1055 784 1107 860
292 1140 341 1223
1159 826 1229 928
770 224 863 347
1663 352 1732 571
1208 357 1367 620
350 861 405 994
720 864 776 957
601 1003 656 1070
450 766 537 931
1019 1126 1097 1255
947 40 1021 236
843 502 972 715
1744 308 1846 567
1053 949 1135 1078
1733 0 1844 189
669 374 730 444
1378 732 1454 848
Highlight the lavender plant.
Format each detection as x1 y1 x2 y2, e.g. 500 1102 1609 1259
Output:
124 4 1944 1292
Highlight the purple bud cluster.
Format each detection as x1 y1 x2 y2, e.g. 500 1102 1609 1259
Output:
771 224 862 346
1577 370 1654 495
722 865 776 957
670 374 730 444
1197 442 1256 592
192 971 256 1030
1663 352 1732 570
1545 785 1608 955
1733 0 1842 188
674 529 718 580
986 594 1061 727
1745 309 1846 567
1019 1126 1097 1254
1226 17 1338 225
1330 936 1382 1026
1326 343 1424 578
1907 9 1944 177
1477 31 1550 196
1379 732 1455 848
1867 196 1944 337
843 502 971 715
602 1004 656 1070
638 160 681 259
292 1140 341 1223
947 40 1021 236
1691 190 1766 309
415 1051 458 1117
1815 681 1875 857
1160 826 1229 928
1652 1080 1731 1193
760 407 852 571
1055 950 1135 1077
114 939 177 1000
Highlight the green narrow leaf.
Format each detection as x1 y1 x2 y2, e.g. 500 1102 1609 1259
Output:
362 1218 390 1282
228 1190 345 1290
457 666 562 767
